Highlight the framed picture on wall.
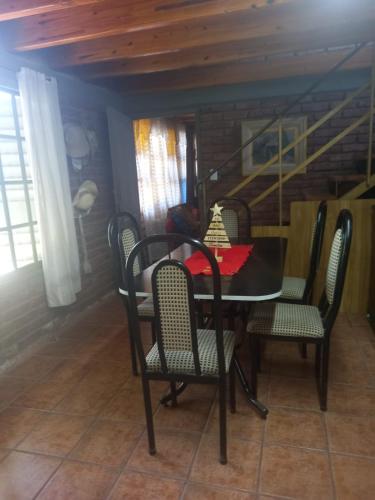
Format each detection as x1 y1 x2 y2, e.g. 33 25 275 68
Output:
241 116 307 176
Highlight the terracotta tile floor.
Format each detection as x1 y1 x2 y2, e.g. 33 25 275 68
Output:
0 295 374 499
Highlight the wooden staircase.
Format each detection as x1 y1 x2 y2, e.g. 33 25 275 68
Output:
341 173 375 199
197 43 375 224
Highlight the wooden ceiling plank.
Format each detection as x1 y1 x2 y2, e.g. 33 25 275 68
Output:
73 21 375 78
113 45 373 94
8 0 296 51
46 0 375 67
0 0 103 22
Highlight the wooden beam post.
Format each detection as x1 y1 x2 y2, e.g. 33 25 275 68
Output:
278 120 283 226
367 50 375 186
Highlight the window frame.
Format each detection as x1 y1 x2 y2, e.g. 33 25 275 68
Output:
0 86 39 272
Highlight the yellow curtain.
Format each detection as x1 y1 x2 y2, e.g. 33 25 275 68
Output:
134 119 178 157
133 118 186 248
134 119 151 154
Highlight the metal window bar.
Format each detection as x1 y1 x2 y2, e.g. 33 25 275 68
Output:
11 93 38 263
0 89 38 269
0 221 37 232
0 152 17 269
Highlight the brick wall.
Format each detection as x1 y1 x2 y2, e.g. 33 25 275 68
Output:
0 97 116 362
198 89 371 225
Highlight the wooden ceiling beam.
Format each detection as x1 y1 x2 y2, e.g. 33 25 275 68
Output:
113 46 373 94
0 0 103 22
73 22 375 79
45 0 375 68
7 0 295 51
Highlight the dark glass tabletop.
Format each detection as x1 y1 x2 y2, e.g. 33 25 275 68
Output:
120 237 287 301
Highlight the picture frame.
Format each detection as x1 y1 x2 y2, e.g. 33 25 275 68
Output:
241 116 307 176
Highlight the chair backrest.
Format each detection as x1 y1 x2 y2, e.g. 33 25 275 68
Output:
303 201 327 301
107 211 143 290
126 233 226 378
319 209 353 333
209 197 251 243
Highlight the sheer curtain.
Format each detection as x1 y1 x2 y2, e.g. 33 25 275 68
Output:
18 67 81 307
134 119 186 238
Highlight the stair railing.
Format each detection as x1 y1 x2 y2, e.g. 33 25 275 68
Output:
367 55 375 186
226 82 370 198
196 42 368 225
248 107 373 208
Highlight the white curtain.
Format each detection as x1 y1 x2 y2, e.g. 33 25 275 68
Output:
18 67 81 307
134 119 186 238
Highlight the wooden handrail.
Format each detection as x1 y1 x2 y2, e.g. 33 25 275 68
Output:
341 174 375 200
249 110 374 208
197 43 366 190
226 81 370 197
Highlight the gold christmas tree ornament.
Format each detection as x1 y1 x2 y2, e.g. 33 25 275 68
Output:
203 202 231 262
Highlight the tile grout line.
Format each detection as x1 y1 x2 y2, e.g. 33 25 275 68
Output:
323 412 337 500
14 324 133 498
31 455 63 500
255 372 270 497
9 371 127 456
180 393 217 498
328 450 375 462
1 306 374 499
102 383 171 499
102 429 147 499
184 391 224 493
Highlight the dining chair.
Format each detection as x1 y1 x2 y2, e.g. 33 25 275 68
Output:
280 201 327 304
127 233 236 464
209 197 251 242
279 201 327 359
207 197 252 329
107 211 155 376
247 209 353 411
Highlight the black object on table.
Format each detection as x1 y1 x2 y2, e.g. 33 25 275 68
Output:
120 237 287 418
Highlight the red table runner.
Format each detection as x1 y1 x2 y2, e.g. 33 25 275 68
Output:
184 244 254 276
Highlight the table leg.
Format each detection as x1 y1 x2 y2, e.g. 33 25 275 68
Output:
234 354 269 418
160 382 188 406
159 358 268 417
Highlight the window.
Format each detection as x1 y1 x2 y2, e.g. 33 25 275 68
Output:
0 88 40 275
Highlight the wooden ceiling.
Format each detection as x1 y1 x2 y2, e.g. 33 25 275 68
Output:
1 0 374 95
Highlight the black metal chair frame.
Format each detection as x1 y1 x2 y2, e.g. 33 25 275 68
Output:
207 197 252 329
278 201 327 359
127 233 236 464
280 201 327 306
249 209 353 411
107 211 155 376
302 201 327 304
210 196 252 242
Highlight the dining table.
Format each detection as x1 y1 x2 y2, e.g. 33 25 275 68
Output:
120 236 287 418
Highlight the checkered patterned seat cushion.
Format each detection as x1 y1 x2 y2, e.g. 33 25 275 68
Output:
326 229 342 305
137 296 154 317
280 276 306 301
222 209 239 239
247 302 324 338
146 328 236 375
121 227 141 275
